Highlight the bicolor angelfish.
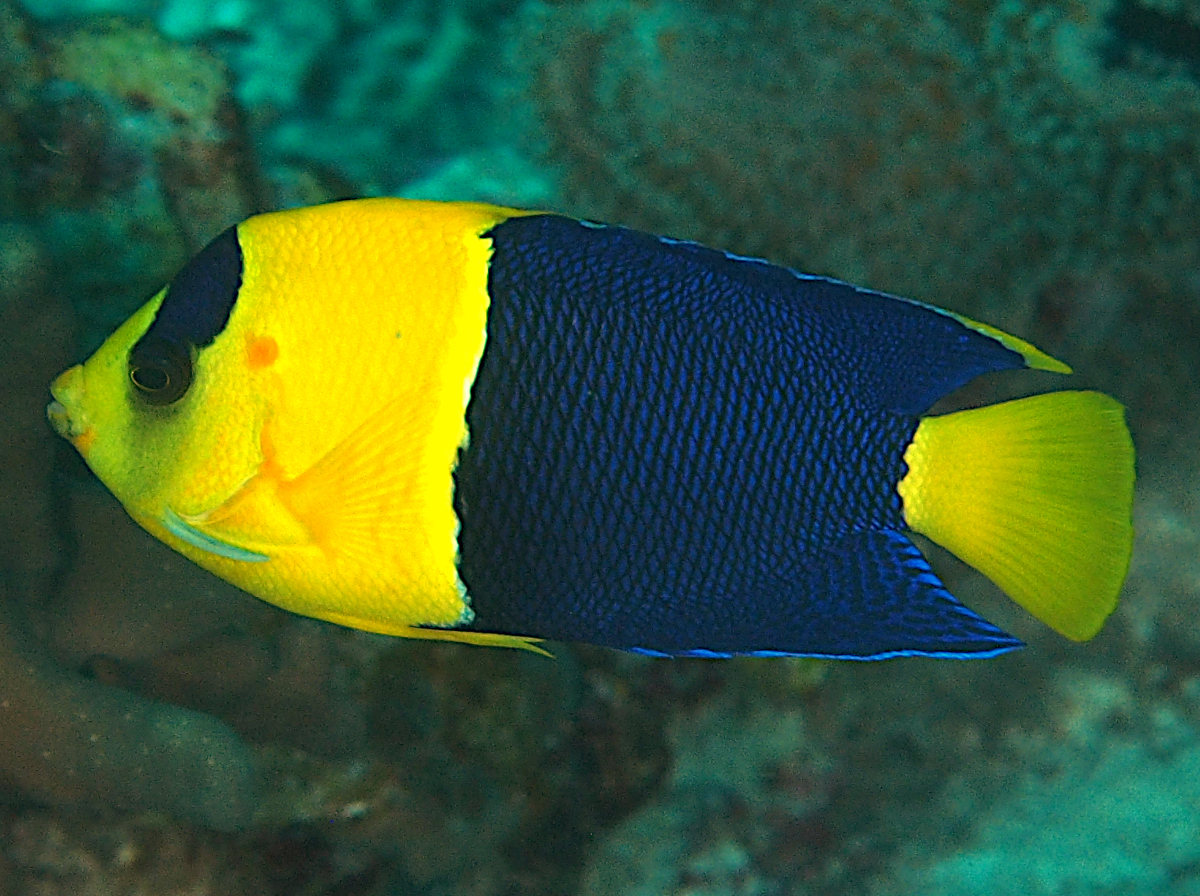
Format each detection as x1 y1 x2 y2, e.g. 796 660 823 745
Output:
47 199 1135 660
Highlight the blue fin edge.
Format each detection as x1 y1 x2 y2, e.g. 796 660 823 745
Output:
627 642 1024 661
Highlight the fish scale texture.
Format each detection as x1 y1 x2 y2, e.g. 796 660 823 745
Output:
453 215 1023 657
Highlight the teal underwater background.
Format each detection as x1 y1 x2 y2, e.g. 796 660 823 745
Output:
1 0 1198 892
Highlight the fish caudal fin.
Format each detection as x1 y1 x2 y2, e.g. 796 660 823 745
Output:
898 391 1135 640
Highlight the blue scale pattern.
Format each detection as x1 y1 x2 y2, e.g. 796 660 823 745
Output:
451 215 1026 658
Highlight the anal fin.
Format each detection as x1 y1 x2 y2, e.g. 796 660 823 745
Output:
791 530 1022 660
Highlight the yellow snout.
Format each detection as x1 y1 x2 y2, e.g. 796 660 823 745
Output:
48 365 94 450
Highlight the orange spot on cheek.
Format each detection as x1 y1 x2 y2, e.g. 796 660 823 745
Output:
247 335 279 369
74 428 96 453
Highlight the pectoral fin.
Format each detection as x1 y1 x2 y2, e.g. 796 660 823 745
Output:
161 506 270 563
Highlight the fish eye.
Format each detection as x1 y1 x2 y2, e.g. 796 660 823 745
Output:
129 335 192 405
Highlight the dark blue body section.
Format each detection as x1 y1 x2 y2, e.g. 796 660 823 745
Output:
452 215 1027 658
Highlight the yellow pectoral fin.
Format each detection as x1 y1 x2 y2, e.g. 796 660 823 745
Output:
179 397 474 636
162 467 556 655
161 506 271 563
168 456 317 558
275 398 466 608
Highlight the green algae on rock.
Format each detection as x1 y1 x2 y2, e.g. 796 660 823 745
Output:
9 9 261 348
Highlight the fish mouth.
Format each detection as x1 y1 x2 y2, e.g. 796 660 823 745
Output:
47 365 93 446
46 399 72 437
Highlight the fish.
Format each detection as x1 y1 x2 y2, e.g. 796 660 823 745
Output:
47 198 1135 660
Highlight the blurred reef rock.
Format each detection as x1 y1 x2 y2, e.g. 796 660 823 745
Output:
870 669 1200 896
508 0 1200 405
0 0 271 833
8 12 260 349
19 0 528 195
0 218 259 831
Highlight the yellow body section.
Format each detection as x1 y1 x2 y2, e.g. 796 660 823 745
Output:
50 199 540 648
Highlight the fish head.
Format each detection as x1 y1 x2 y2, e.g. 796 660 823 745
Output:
47 279 275 550
44 198 549 645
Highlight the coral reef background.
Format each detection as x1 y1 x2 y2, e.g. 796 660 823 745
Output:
1 0 1198 892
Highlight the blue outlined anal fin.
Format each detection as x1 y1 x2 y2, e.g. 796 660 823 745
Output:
626 531 1022 661
789 530 1024 660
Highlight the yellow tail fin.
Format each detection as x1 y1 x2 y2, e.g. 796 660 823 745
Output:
898 391 1135 640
